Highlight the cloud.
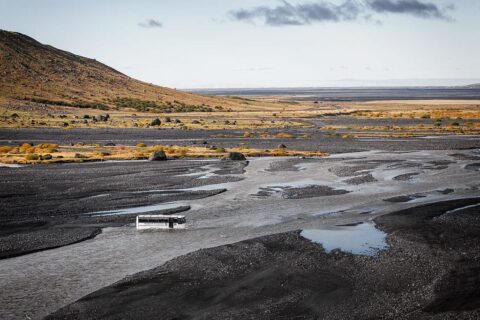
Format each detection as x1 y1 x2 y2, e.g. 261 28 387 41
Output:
138 19 163 28
230 0 363 26
230 0 453 26
366 0 451 20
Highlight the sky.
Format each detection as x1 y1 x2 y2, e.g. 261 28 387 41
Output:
1 0 480 88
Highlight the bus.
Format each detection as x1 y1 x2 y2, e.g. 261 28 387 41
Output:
136 215 186 230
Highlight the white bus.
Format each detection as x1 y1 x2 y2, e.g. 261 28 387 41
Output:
136 215 186 230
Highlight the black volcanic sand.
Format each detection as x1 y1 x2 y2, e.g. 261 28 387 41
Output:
1 127 480 153
393 172 420 181
254 185 350 199
383 193 426 203
343 173 377 185
47 198 480 320
0 159 247 259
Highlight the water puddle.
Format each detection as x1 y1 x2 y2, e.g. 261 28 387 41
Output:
0 163 25 168
301 222 388 256
89 202 189 216
133 183 230 194
86 193 111 199
294 162 320 171
254 184 349 199
177 164 220 179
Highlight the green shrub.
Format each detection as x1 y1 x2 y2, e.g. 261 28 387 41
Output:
26 154 39 160
112 97 214 113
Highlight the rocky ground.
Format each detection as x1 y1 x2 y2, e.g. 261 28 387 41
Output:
1 127 480 319
0 159 247 258
47 198 480 320
1 122 479 154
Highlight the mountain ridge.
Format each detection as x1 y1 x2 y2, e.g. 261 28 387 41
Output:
0 30 254 111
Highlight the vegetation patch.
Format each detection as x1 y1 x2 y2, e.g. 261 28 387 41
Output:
22 98 108 110
112 97 218 113
0 143 328 164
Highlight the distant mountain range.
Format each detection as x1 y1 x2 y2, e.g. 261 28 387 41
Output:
0 30 248 111
464 83 480 89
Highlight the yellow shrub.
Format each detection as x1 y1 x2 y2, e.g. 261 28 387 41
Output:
177 148 188 156
0 146 14 153
276 132 294 139
19 143 32 152
271 148 286 156
37 143 58 149
151 145 165 151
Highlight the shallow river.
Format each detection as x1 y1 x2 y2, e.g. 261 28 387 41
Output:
1 150 480 319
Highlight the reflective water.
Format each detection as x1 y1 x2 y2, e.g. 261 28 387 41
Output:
89 202 188 216
0 163 25 168
2 150 480 319
301 223 388 256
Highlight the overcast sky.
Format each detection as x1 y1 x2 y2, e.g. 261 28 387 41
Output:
1 0 480 88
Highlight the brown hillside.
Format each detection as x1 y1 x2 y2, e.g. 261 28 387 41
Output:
0 30 266 112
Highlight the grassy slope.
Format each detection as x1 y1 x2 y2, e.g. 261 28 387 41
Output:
0 30 278 111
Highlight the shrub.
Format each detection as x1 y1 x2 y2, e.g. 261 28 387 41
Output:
73 102 108 110
19 143 32 152
165 147 175 154
136 142 147 148
112 97 214 113
177 148 188 156
276 132 295 139
151 145 165 151
26 154 39 161
150 118 161 126
271 148 286 156
0 146 14 153
37 143 58 149
97 152 111 157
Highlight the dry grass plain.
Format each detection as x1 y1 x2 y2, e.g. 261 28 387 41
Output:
0 143 327 164
3 98 479 131
2 98 480 164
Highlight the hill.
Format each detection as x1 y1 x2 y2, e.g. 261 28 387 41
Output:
0 30 261 112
